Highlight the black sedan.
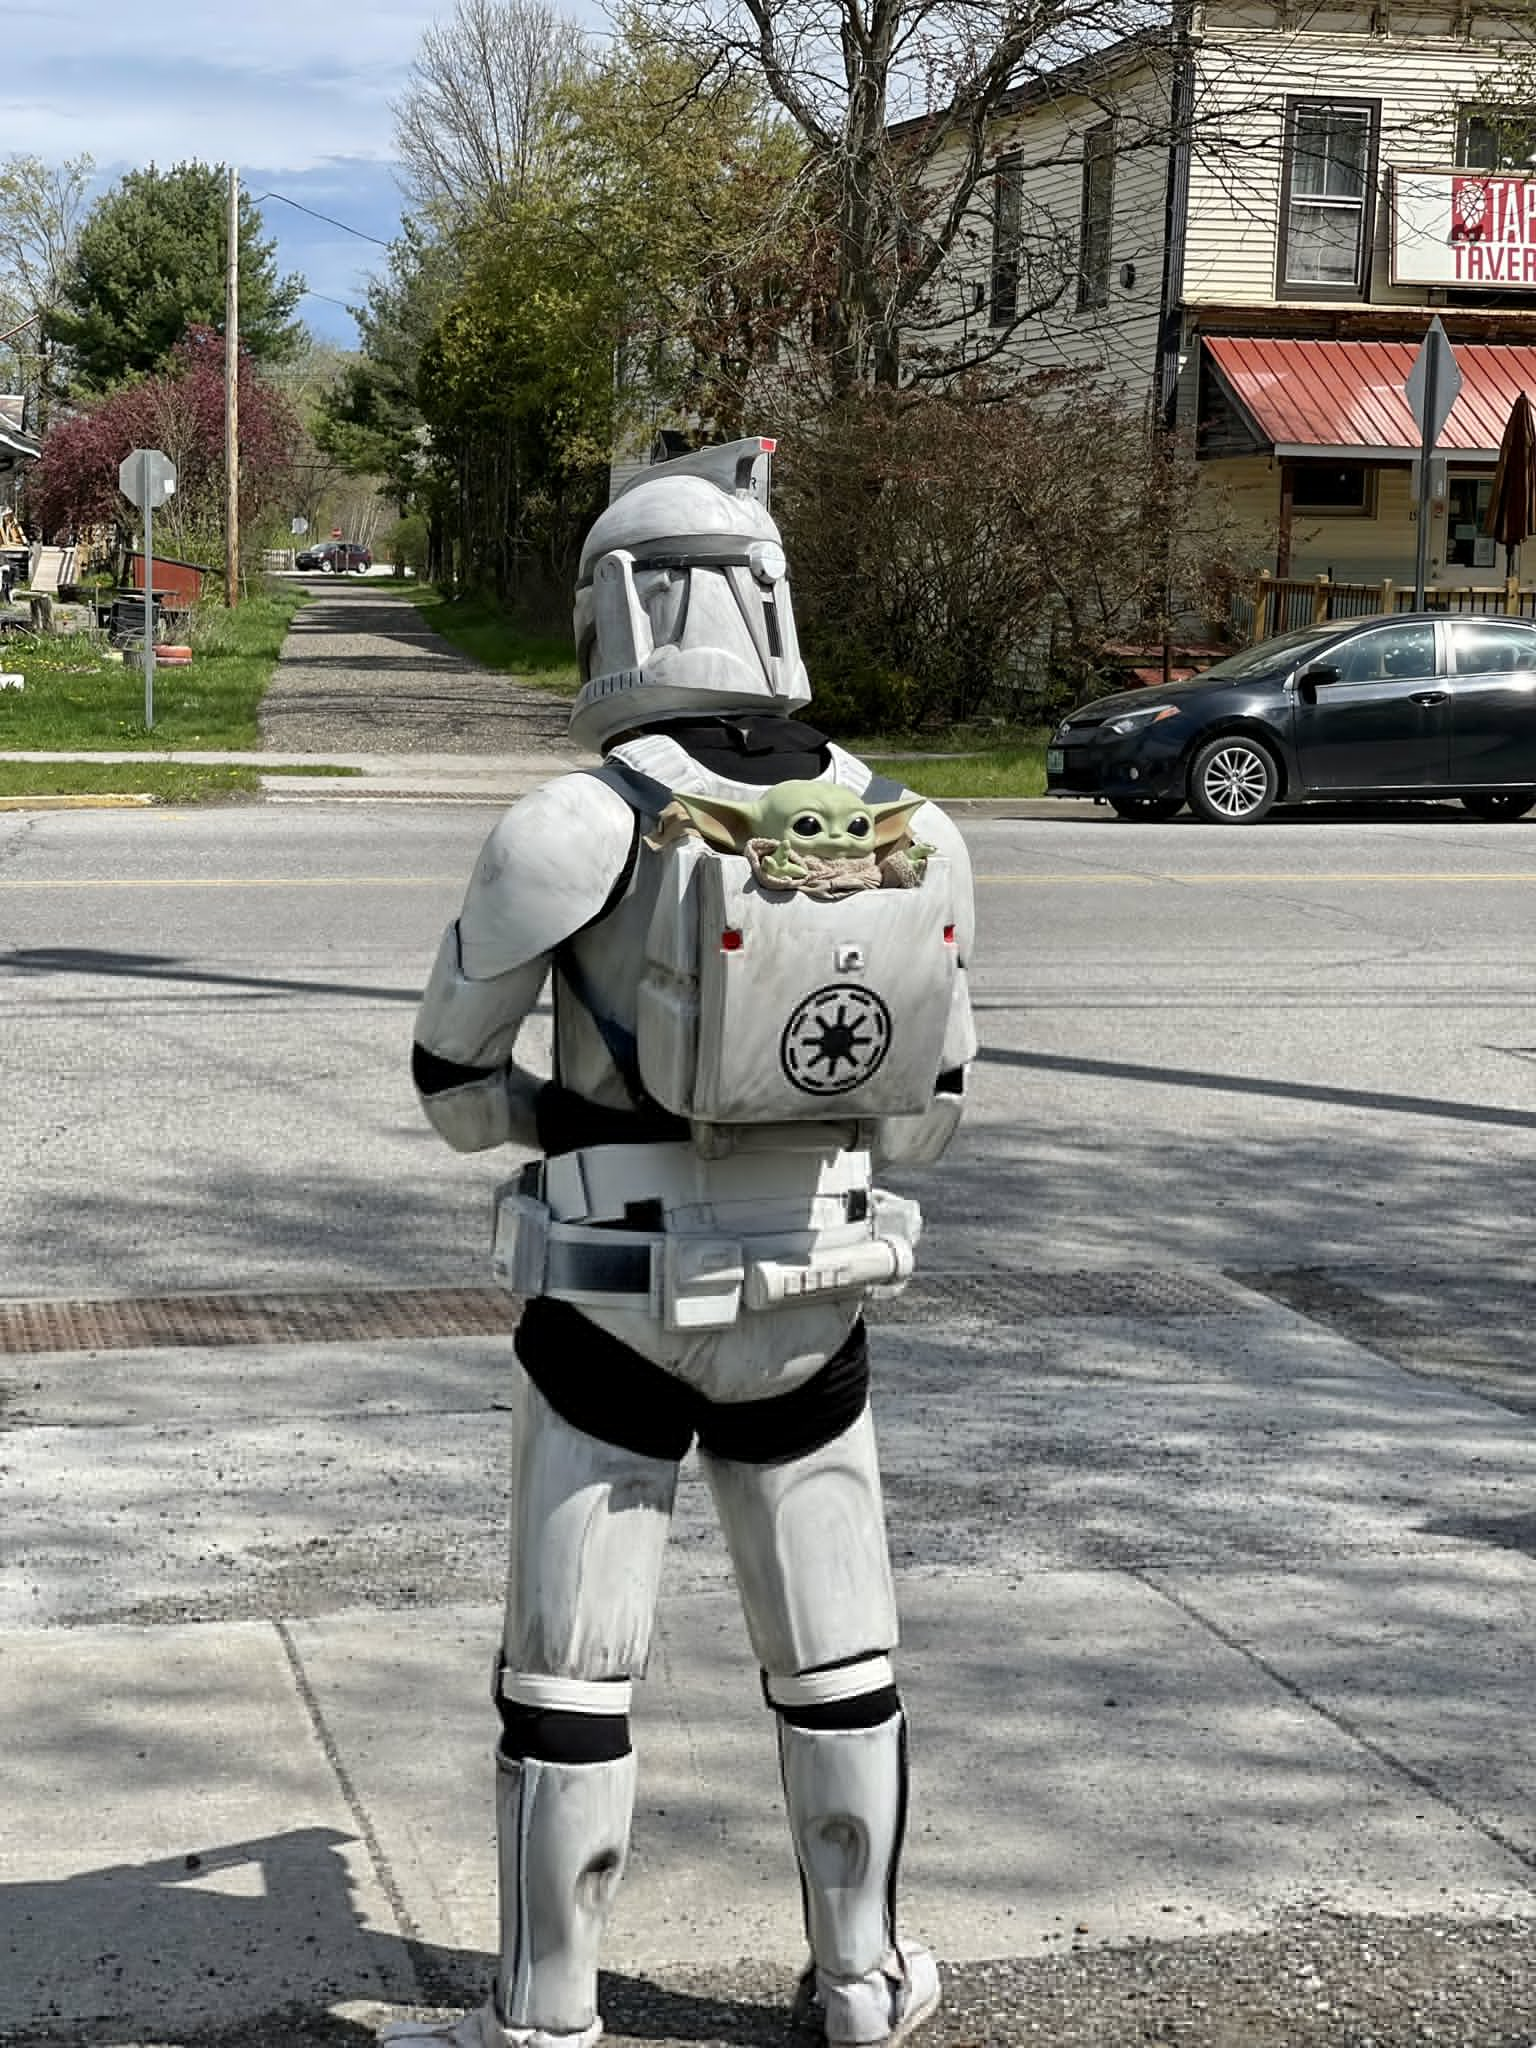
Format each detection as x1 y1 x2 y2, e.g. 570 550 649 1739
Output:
1047 612 1536 823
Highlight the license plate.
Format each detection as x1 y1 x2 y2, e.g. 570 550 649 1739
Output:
1046 747 1064 774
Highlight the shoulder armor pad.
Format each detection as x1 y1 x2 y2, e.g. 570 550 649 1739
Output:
457 772 640 980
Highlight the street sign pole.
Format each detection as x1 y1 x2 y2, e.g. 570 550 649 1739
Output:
1405 317 1462 611
143 468 154 730
118 448 177 733
1413 348 1438 611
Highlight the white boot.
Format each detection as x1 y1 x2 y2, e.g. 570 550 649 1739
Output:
778 1714 939 2047
381 1748 637 2048
794 1943 942 2048
379 2002 591 2048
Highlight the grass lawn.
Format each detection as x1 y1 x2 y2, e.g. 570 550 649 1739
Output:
0 761 358 804
399 588 1052 795
0 585 306 750
406 586 579 692
864 740 1048 798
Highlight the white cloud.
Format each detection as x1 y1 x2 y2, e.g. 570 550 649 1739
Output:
0 0 437 172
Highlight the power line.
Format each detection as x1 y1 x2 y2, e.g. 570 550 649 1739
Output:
302 289 356 310
253 190 393 248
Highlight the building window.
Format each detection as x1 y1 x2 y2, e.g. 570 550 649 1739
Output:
1447 474 1498 567
1277 98 1379 299
1077 121 1115 311
1456 107 1536 171
990 154 1022 326
1291 463 1375 515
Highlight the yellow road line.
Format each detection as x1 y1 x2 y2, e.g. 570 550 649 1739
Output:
976 870 1536 885
0 874 463 889
1 868 1532 891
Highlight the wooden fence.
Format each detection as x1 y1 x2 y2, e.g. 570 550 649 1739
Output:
1237 571 1536 644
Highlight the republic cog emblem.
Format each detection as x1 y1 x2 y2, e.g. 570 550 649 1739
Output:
781 983 893 1095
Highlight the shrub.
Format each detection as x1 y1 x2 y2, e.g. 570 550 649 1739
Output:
387 512 430 578
776 381 1250 732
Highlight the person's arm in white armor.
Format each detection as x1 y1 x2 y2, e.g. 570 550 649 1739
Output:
874 800 979 1167
411 774 640 1153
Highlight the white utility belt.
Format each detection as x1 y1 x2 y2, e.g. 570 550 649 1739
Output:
491 1143 921 1333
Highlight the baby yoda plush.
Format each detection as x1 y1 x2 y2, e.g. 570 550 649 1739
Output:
666 780 932 897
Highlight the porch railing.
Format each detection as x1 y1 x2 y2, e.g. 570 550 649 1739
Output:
1237 572 1536 643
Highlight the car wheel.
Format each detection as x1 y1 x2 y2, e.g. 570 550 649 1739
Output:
1187 735 1280 824
1460 791 1536 821
1108 795 1185 820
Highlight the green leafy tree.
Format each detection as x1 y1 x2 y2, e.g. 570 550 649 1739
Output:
49 163 304 392
560 28 812 436
316 225 458 575
326 7 808 601
416 211 619 598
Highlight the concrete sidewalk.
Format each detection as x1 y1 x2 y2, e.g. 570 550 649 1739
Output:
3 1276 1533 2041
0 748 599 805
0 751 1089 815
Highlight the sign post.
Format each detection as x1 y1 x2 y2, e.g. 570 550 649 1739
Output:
1404 318 1462 610
118 449 177 730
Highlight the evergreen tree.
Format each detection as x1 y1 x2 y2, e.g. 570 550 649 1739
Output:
48 163 304 391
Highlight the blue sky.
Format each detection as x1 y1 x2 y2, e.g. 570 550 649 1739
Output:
0 0 456 349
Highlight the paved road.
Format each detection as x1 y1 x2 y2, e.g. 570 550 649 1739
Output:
2 804 1534 2045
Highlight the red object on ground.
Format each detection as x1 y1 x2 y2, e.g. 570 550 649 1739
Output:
126 554 212 605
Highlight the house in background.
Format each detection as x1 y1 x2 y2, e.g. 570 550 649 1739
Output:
0 394 39 535
947 0 1536 608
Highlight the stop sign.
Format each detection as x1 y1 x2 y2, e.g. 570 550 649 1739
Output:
119 448 176 510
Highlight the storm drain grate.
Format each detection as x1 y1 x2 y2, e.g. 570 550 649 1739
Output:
877 1266 1256 1323
0 1285 520 1357
1 1266 1257 1358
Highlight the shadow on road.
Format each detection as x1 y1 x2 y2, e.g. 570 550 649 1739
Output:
0 945 422 1006
0 1826 791 2046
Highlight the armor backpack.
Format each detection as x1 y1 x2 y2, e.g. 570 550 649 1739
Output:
590 763 961 1130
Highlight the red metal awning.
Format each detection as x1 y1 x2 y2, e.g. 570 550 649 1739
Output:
1201 336 1536 461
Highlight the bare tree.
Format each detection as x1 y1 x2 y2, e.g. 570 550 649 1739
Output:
393 0 591 223
0 153 93 429
624 0 1173 388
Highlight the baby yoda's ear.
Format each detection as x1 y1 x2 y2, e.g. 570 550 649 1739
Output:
870 795 927 850
672 792 762 851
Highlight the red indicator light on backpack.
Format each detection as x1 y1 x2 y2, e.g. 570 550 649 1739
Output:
721 928 744 952
943 924 956 944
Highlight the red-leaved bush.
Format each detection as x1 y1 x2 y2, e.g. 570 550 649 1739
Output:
27 327 300 560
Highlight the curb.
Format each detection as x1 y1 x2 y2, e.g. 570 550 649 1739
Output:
255 786 1100 814
0 793 157 812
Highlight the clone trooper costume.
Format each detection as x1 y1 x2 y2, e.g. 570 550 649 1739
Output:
389 440 977 2048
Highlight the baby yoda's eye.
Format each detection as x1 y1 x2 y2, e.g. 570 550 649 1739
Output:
792 814 823 836
847 815 872 838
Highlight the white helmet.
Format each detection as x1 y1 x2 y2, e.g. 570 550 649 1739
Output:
570 437 812 751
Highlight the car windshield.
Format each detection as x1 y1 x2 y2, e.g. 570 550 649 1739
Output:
1195 623 1347 682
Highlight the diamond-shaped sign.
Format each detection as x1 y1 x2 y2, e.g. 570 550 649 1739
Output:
118 448 177 511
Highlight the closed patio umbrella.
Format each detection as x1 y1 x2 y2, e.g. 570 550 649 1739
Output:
1485 390 1536 575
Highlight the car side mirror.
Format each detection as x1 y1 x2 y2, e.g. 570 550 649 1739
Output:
1299 663 1340 687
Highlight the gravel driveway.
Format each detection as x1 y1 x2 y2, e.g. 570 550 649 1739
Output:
258 586 575 755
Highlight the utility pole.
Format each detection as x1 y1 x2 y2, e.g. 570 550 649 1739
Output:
224 165 240 608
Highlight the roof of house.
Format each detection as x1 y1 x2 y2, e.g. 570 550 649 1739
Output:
1202 335 1536 461
887 26 1170 143
0 424 40 465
